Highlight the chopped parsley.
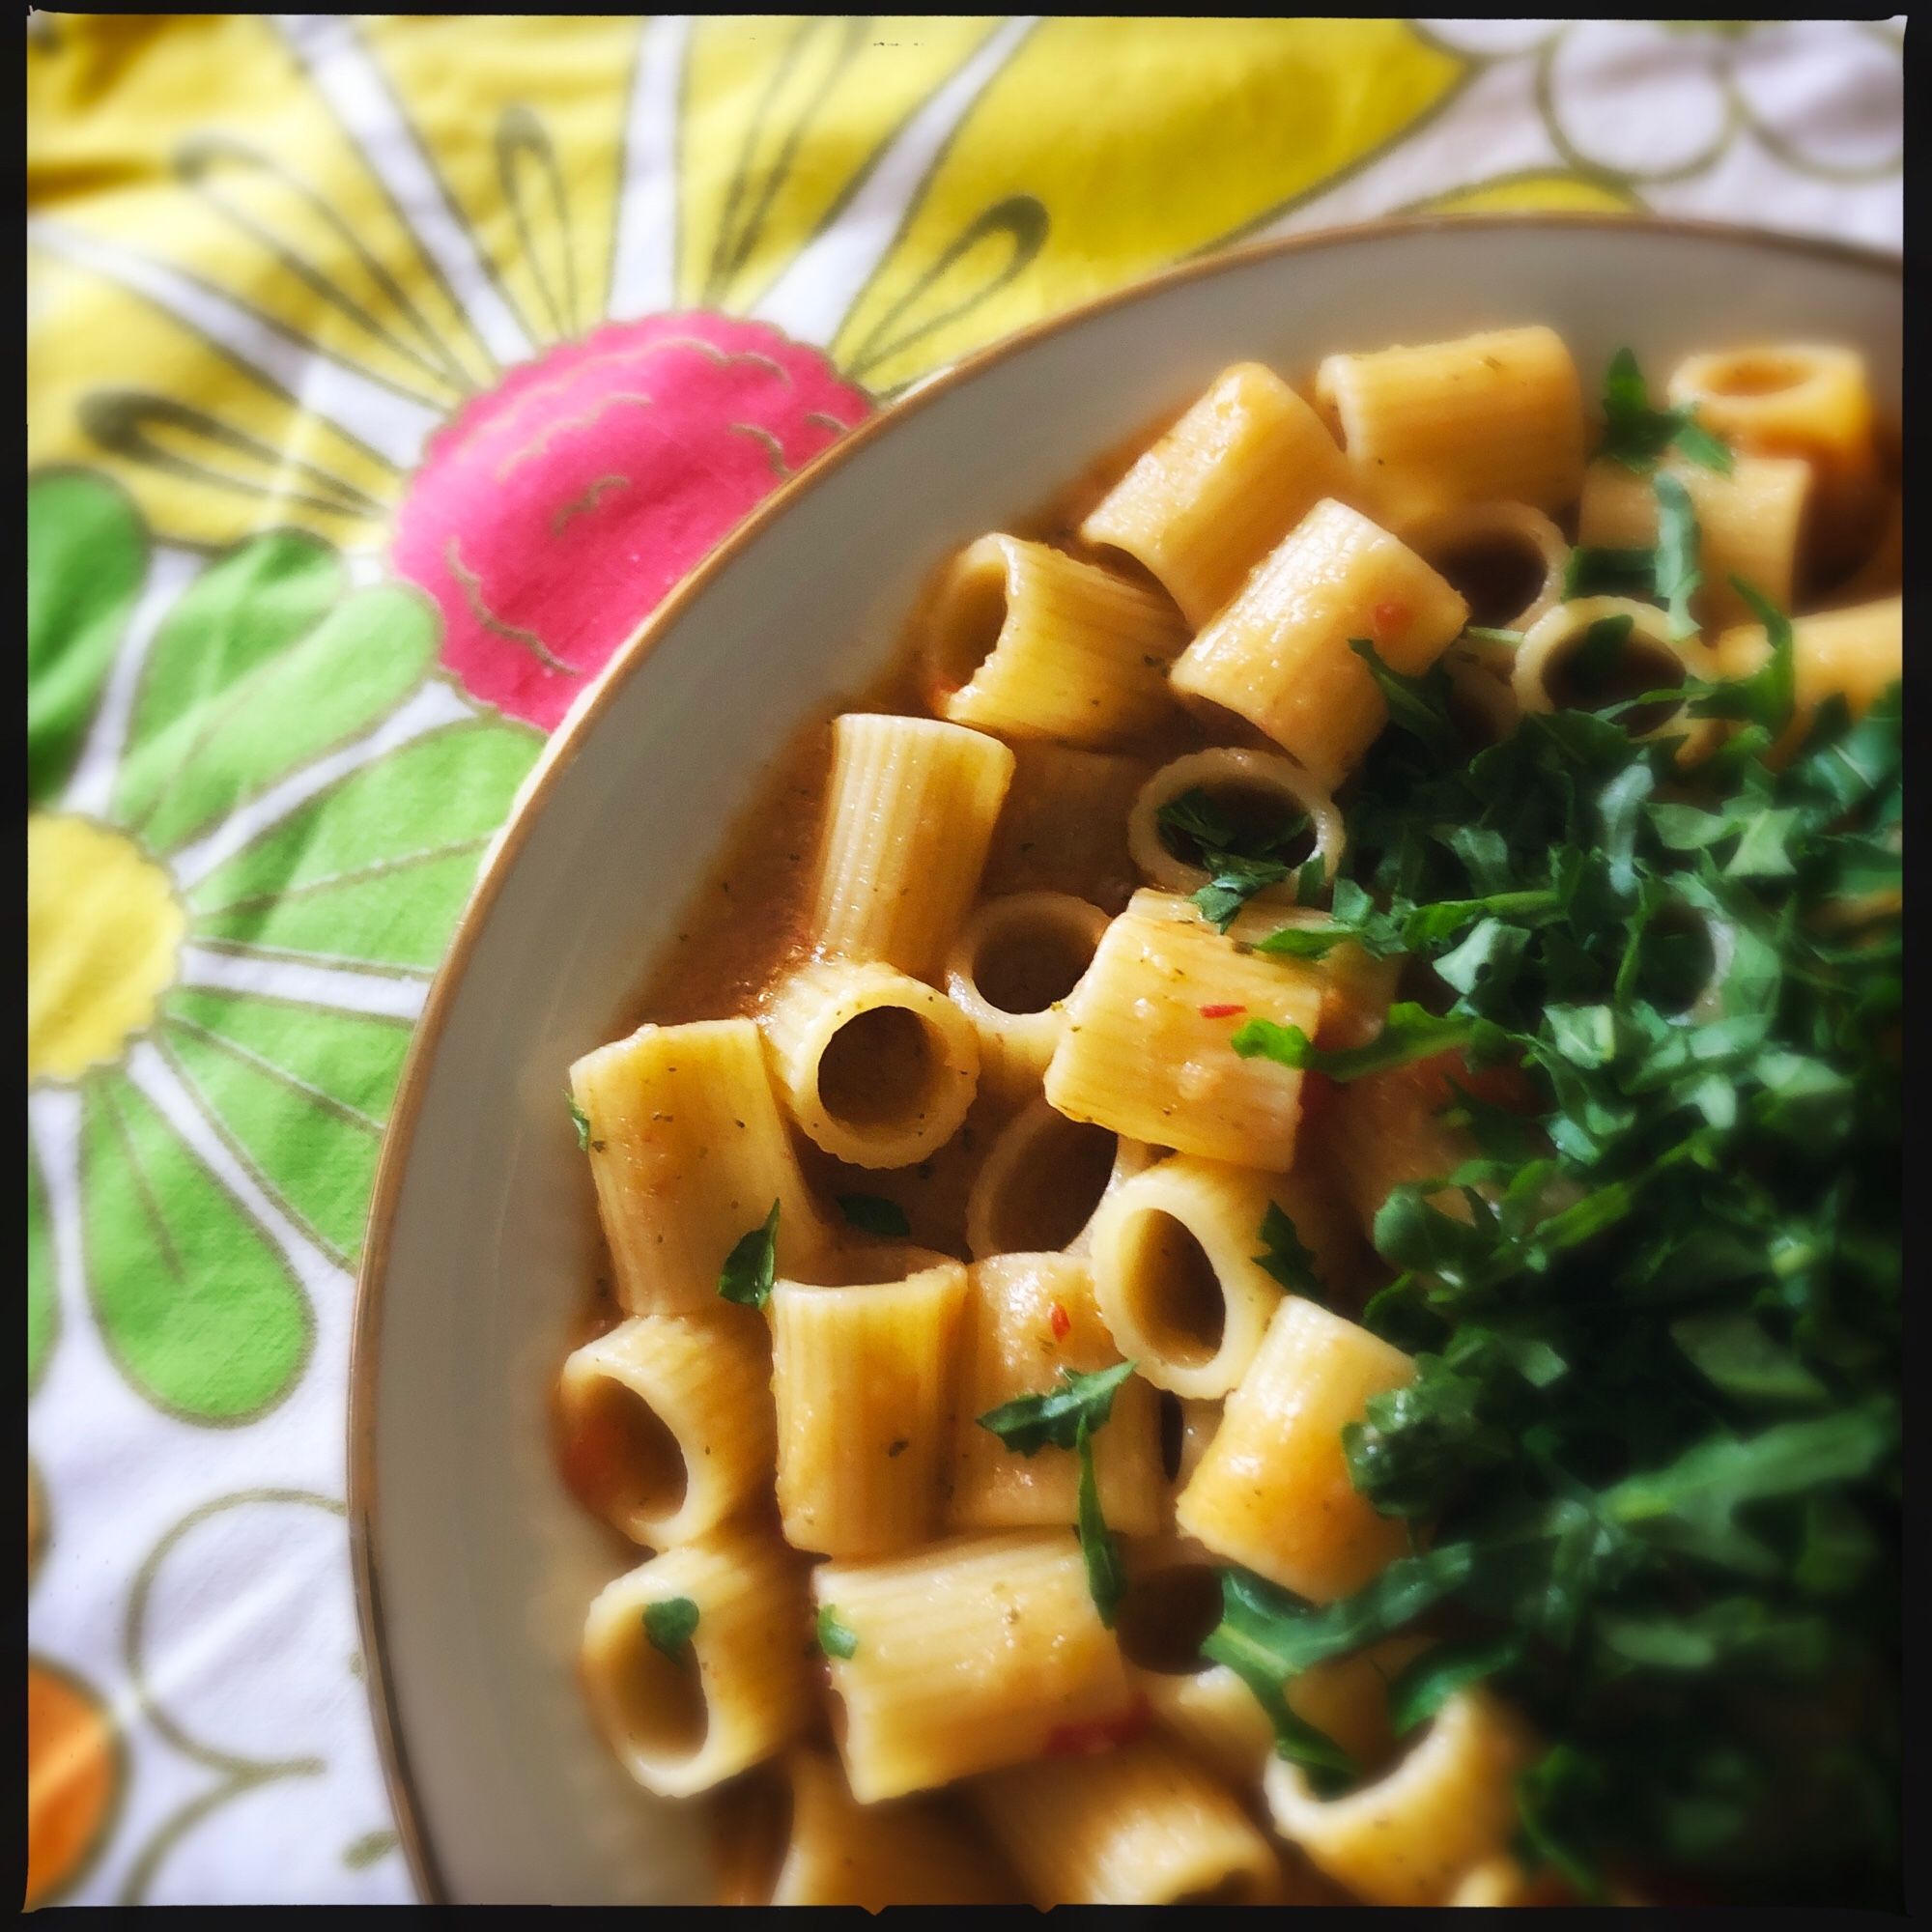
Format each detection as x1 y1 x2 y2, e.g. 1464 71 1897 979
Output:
1156 785 1309 931
979 1360 1137 1627
1198 592 1899 1904
976 1359 1137 1456
717 1200 781 1309
1254 1202 1321 1299
816 1605 860 1660
566 1092 591 1151
642 1597 699 1665
1596 345 1735 476
837 1192 911 1238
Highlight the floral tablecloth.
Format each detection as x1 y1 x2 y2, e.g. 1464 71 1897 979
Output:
25 15 1903 1906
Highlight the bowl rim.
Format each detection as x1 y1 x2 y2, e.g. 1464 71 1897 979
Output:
348 210 1900 1903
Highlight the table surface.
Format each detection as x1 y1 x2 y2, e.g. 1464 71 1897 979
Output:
25 14 1903 1906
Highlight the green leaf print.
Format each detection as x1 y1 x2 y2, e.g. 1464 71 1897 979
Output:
27 470 147 806
27 466 541 1422
82 1074 313 1424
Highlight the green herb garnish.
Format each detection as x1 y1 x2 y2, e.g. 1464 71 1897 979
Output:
643 1597 699 1664
979 1361 1137 1629
717 1200 781 1309
816 1605 860 1660
1198 596 1899 1903
976 1359 1137 1456
1156 786 1308 932
1254 1202 1321 1299
567 1093 591 1151
837 1193 911 1238
1597 346 1734 476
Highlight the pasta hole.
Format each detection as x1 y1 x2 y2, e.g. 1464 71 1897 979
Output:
818 1007 939 1131
1116 1563 1224 1675
1432 533 1546 629
565 1378 688 1527
1161 782 1315 871
1703 354 1808 399
1125 1211 1225 1367
612 1620 708 1759
988 1117 1118 1253
932 567 1008 692
973 917 1095 1014
1545 633 1686 733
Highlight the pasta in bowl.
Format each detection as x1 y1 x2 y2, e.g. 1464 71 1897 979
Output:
553 326 1900 1907
350 219 1900 1906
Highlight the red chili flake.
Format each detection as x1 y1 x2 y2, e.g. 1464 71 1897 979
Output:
1048 1302 1072 1340
1372 596 1410 640
1043 1699 1151 1757
1198 1002 1246 1019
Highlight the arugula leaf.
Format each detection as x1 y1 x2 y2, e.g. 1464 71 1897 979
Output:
567 1092 591 1151
1568 612 1634 696
837 1193 911 1238
717 1200 781 1309
1232 1003 1504 1083
1463 624 1526 647
1653 471 1703 639
1564 545 1656 601
1386 1634 1523 1735
1348 636 1459 756
1074 1416 1126 1628
1156 785 1308 931
642 1597 699 1665
976 1359 1137 1457
1254 1202 1321 1297
1596 346 1735 476
816 1605 860 1660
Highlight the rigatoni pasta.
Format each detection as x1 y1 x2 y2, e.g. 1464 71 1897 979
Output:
1177 1295 1414 1602
1315 326 1586 526
1169 497 1469 786
970 1735 1282 1905
570 1017 828 1313
810 713 1014 980
813 1531 1134 1801
1078 359 1352 627
1044 888 1327 1168
581 1524 812 1798
761 959 980 1168
556 1307 774 1546
554 323 1901 1908
947 1252 1162 1537
770 1255 969 1556
927 534 1186 745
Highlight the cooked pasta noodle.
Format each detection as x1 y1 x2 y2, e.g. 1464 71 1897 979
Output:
1044 888 1327 1169
1079 360 1352 627
814 1531 1134 1801
570 1017 828 1314
1177 1295 1414 1601
770 1255 969 1557
1169 497 1470 786
761 959 980 1168
947 1251 1162 1537
927 534 1187 745
810 712 1014 980
555 1307 774 1547
963 1099 1154 1261
1315 326 1586 526
581 1524 812 1798
1513 595 1720 759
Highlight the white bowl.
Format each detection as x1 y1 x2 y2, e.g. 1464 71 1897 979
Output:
354 216 1901 1904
